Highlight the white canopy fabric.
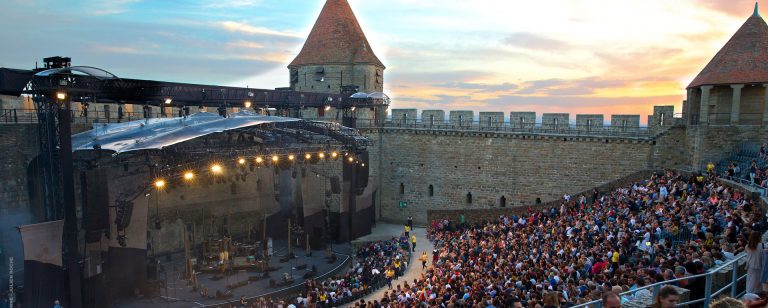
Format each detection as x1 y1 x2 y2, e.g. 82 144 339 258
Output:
71 111 301 154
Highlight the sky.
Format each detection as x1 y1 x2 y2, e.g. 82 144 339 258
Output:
0 0 763 122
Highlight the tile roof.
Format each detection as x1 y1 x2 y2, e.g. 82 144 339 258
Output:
688 3 768 88
289 0 384 68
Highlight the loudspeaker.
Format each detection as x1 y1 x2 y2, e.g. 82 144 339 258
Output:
330 176 341 194
355 151 369 191
114 201 133 230
83 170 110 232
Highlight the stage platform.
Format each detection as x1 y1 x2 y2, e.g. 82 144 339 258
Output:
113 241 352 308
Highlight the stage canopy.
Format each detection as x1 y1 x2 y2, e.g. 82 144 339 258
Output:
71 111 370 154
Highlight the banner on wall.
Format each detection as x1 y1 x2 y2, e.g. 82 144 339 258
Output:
18 220 64 266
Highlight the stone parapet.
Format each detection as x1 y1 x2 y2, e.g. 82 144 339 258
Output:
478 112 504 128
611 115 641 131
510 112 536 129
449 111 474 127
575 114 604 130
421 110 446 126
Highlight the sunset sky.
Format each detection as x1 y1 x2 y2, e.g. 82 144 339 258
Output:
0 0 763 122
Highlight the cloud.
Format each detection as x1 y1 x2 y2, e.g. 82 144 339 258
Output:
501 32 569 50
388 70 495 85
202 0 263 9
225 40 265 49
516 77 629 96
91 45 144 54
698 0 760 17
217 21 302 38
432 81 519 92
89 0 143 15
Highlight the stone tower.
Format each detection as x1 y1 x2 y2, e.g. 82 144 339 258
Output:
684 2 768 127
289 0 385 95
684 2 768 169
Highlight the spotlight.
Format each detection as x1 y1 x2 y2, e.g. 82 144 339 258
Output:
351 106 356 111
331 151 338 159
324 106 331 111
318 153 325 159
305 153 311 160
271 155 279 163
244 101 252 109
211 164 223 174
183 171 195 180
361 163 365 167
288 154 295 161
154 179 166 188
164 98 173 105
238 158 246 165
255 156 264 164
56 92 66 100
348 157 354 163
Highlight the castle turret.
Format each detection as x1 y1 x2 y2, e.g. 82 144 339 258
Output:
685 2 768 126
289 0 385 95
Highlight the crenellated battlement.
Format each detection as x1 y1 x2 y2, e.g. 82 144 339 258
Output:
388 105 678 129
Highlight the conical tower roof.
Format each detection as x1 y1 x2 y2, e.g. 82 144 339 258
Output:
688 3 768 88
289 0 384 68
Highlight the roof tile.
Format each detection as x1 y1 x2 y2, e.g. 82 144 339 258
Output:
289 0 384 68
688 8 768 88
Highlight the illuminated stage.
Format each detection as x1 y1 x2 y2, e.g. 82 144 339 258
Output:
114 242 351 307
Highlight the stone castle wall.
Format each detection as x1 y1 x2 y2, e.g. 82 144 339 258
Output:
362 128 668 225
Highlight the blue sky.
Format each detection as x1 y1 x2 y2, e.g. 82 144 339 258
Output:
0 0 763 121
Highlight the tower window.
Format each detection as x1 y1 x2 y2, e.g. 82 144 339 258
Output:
399 183 404 195
428 185 434 197
466 192 473 204
500 195 506 207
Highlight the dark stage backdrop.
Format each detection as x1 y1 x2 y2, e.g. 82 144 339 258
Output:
18 220 66 308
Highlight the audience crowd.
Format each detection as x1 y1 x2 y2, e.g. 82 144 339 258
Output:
359 170 766 307
222 168 766 307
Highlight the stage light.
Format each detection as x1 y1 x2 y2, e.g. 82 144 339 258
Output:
56 92 66 100
305 153 311 160
164 98 173 105
183 171 195 180
331 151 338 159
348 156 354 163
324 105 331 111
271 155 279 163
318 153 325 159
244 101 252 109
238 158 246 165
154 179 166 188
361 163 365 167
255 156 264 164
211 164 223 174
288 154 295 161
351 106 356 111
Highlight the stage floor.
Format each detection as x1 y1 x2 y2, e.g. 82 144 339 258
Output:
113 241 352 308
